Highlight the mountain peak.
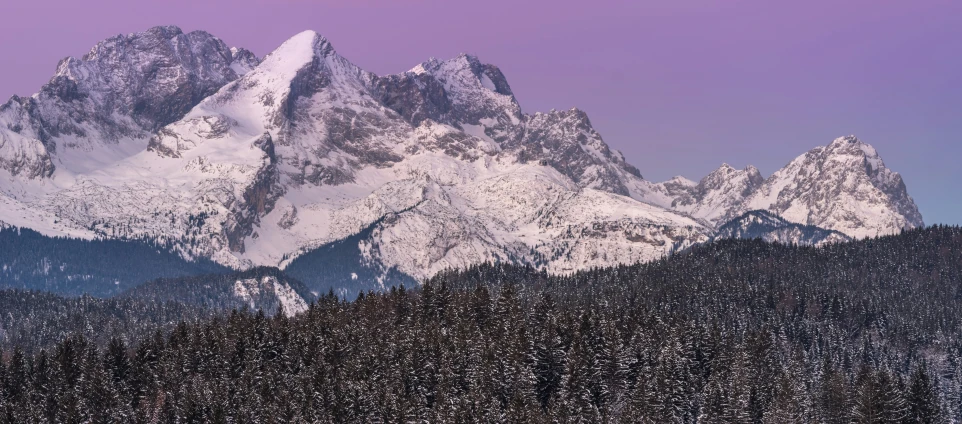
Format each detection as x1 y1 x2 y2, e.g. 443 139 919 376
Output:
455 52 481 64
81 25 191 63
2 25 251 166
247 30 358 94
826 135 879 157
669 175 697 186
410 53 479 74
823 134 888 171
711 163 760 177
739 136 923 238
829 134 861 147
408 53 514 98
292 30 334 53
0 26 929 280
143 25 184 36
264 30 335 68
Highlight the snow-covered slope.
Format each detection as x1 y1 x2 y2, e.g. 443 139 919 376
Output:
0 27 709 282
744 136 923 239
0 26 257 179
654 136 923 238
656 164 764 226
0 27 924 289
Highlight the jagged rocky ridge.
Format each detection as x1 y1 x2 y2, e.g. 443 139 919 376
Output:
650 136 923 239
0 26 923 289
0 26 258 178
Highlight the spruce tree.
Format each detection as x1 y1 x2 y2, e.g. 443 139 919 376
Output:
906 361 940 423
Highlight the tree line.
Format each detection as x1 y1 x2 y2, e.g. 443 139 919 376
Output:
0 225 959 422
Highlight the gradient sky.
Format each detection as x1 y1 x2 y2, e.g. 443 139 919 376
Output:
2 0 960 224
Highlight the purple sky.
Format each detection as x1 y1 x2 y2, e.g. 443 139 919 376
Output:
2 0 960 225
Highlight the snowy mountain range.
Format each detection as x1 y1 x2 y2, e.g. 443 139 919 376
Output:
0 26 924 289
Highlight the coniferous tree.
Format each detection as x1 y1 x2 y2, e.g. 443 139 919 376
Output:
906 361 940 423
0 226 959 421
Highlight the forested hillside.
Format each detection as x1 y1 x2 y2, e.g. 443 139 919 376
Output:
121 267 315 316
283 219 417 299
0 290 212 353
0 226 229 296
0 226 960 422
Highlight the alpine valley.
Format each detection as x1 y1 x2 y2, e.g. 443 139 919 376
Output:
0 26 924 295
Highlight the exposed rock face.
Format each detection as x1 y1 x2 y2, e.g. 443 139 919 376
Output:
372 73 453 127
370 55 642 195
0 27 925 285
230 274 309 317
657 164 764 226
0 25 259 178
0 98 56 178
505 109 643 196
745 136 924 239
653 136 923 238
226 157 282 253
373 54 521 133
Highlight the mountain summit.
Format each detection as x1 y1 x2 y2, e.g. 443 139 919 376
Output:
0 27 923 289
0 26 257 178
649 135 923 238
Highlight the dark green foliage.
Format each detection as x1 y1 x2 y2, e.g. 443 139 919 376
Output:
283 218 416 299
714 209 851 244
0 226 228 296
0 289 213 354
120 266 315 311
0 267 315 353
907 361 941 423
0 225 959 422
